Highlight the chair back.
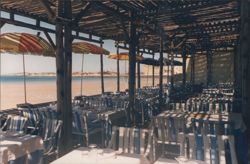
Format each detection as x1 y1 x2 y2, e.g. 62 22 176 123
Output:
41 119 62 156
20 108 41 134
2 115 28 133
72 111 88 146
178 133 238 164
109 126 152 155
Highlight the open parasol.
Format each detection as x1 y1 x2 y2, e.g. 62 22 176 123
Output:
0 32 55 104
72 42 110 95
108 52 143 61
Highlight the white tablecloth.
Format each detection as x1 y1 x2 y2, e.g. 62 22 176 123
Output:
0 133 43 164
155 157 206 164
51 147 155 164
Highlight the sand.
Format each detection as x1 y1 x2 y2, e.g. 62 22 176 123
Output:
0 77 162 110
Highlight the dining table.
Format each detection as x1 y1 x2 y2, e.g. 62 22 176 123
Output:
51 147 178 164
0 132 43 164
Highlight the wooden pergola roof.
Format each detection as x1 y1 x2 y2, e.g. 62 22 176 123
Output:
0 0 240 54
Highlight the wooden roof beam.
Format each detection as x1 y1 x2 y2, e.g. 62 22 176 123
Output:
43 31 56 49
91 1 130 41
0 15 102 44
137 0 236 16
92 1 168 42
112 1 169 41
71 2 92 28
91 1 130 20
39 0 55 20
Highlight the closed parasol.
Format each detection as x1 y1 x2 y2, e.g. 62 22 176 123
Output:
72 42 110 95
0 33 55 104
163 58 182 66
139 58 160 66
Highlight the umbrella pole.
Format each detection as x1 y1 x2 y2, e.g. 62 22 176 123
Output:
100 43 104 94
22 53 27 103
146 65 149 86
125 60 127 87
152 54 155 86
116 46 120 92
80 55 84 96
0 52 1 110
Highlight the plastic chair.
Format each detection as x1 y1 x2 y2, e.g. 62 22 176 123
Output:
72 111 88 146
1 115 28 133
42 119 62 163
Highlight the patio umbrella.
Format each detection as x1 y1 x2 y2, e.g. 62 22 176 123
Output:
0 32 55 103
139 58 160 66
72 42 110 95
108 52 143 61
163 58 182 66
108 52 142 91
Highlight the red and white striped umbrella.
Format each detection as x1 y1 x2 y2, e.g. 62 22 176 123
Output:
0 33 55 104
0 32 55 57
72 42 109 55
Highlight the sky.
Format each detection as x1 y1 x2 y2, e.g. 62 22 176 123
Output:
0 11 157 75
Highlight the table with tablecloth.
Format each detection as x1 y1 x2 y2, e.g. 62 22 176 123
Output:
51 147 178 164
0 133 43 164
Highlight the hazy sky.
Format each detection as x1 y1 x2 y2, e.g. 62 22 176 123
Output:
0 22 155 75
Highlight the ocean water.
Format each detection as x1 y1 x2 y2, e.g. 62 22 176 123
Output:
0 75 122 83
0 75 160 110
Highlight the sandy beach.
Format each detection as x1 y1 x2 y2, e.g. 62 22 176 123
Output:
0 77 163 110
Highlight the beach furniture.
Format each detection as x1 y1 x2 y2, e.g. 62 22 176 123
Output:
19 108 41 134
50 147 151 164
108 126 156 162
178 133 238 164
41 119 62 163
72 110 88 146
0 115 28 133
0 134 44 164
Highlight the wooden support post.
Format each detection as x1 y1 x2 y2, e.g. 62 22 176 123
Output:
100 42 104 94
167 53 170 84
206 51 212 86
234 1 250 163
137 50 141 89
182 46 187 86
159 38 164 105
56 0 72 155
128 11 137 126
190 53 195 85
116 45 120 92
152 53 155 86
137 63 141 89
170 42 174 88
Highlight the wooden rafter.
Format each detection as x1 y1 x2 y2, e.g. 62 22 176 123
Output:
71 2 92 28
38 0 55 20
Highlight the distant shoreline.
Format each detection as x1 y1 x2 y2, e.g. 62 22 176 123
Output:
3 72 167 78
2 74 165 78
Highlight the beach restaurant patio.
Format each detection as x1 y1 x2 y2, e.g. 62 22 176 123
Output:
0 0 250 164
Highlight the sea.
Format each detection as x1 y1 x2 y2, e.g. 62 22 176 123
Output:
0 75 160 110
